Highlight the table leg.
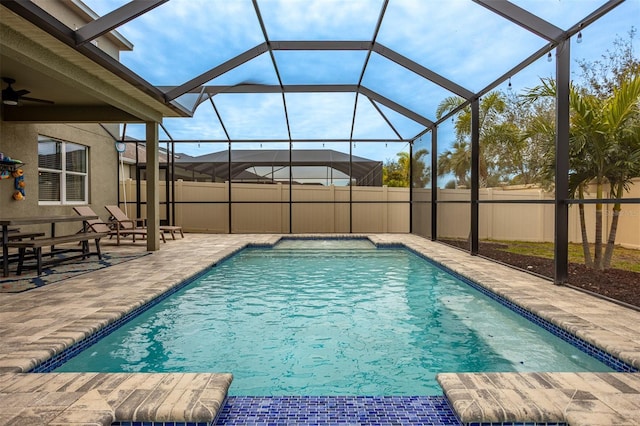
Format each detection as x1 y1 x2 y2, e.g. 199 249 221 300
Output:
49 222 56 255
2 225 8 277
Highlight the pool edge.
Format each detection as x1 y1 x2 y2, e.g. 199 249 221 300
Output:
3 233 639 425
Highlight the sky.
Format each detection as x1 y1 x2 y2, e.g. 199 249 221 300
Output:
82 0 639 175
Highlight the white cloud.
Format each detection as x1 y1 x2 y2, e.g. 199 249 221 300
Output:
275 51 367 84
285 92 356 139
163 104 227 140
362 53 458 120
83 0 638 143
258 0 385 40
109 0 265 84
215 93 289 140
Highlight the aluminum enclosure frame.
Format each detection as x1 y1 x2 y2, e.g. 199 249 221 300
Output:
1 0 631 285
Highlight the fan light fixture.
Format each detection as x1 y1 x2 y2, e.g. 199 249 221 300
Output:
2 77 54 106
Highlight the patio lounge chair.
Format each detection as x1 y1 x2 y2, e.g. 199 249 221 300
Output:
105 205 183 240
73 206 165 245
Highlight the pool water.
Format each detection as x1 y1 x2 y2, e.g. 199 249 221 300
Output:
55 239 612 395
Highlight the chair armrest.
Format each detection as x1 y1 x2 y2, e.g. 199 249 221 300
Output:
116 219 137 230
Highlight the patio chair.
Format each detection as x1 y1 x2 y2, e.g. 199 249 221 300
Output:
105 205 183 240
73 206 165 245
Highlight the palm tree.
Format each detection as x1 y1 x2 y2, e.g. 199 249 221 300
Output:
437 141 471 187
396 151 411 186
523 75 640 270
601 76 640 267
409 149 430 188
435 92 509 187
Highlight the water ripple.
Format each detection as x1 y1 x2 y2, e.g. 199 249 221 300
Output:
55 244 612 395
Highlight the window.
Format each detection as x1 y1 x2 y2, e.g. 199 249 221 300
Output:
38 136 88 204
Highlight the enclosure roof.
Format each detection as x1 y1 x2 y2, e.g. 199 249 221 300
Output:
174 149 382 183
1 0 632 142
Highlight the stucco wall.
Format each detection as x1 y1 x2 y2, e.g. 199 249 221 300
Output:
0 122 118 235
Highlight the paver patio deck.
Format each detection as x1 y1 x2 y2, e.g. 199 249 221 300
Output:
0 233 639 425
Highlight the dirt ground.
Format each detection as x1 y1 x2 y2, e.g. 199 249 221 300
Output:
441 240 640 310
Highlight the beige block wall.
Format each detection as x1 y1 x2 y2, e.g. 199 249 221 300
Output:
122 181 410 234
568 180 640 249
412 188 433 239
121 179 640 249
479 188 555 242
435 183 639 249
0 122 118 235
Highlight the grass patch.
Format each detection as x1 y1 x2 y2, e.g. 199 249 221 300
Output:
489 240 640 273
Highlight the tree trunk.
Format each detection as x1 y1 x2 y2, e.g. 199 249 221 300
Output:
594 180 604 270
603 183 624 269
578 186 593 267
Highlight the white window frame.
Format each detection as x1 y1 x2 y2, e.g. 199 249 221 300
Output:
38 136 89 205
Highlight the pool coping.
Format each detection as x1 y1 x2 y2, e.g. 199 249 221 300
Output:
1 233 639 425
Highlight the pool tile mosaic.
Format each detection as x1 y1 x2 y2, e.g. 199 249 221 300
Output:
215 396 462 425
114 422 209 426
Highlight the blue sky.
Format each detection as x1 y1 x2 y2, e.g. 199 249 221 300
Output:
83 0 639 169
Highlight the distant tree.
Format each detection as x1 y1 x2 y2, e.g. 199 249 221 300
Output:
443 179 457 189
410 149 430 188
382 149 430 188
576 28 640 99
498 92 555 186
383 157 407 187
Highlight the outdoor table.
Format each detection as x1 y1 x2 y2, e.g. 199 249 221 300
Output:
0 215 98 277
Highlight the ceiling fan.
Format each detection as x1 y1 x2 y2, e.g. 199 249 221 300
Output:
2 77 54 106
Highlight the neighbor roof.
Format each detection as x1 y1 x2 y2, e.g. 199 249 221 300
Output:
173 149 383 186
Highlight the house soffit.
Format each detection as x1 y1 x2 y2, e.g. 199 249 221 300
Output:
0 2 187 123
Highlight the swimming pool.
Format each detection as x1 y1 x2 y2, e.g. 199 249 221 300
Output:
55 238 612 395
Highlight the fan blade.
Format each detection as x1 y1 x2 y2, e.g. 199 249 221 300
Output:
21 96 54 105
15 89 30 97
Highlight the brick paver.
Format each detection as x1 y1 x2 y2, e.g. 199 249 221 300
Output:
0 234 638 425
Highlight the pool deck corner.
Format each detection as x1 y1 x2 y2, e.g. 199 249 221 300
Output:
0 372 232 425
437 371 640 425
1 233 640 425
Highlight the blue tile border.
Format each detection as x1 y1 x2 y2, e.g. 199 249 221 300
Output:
215 396 462 426
24 236 627 425
113 422 211 426
33 236 636 375
30 265 214 373
110 395 568 426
